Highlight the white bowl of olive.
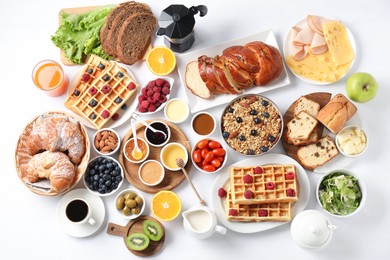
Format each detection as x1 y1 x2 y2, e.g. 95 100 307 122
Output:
115 189 145 219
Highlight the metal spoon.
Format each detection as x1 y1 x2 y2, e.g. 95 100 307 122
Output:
176 158 206 206
130 119 143 160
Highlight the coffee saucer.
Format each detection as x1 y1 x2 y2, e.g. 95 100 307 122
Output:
57 188 106 238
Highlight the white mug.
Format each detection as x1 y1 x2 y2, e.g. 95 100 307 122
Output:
65 198 96 225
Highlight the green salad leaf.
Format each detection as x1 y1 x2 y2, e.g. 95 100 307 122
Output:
51 5 115 64
319 173 362 215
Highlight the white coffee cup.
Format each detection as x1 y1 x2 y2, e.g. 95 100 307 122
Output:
65 198 96 225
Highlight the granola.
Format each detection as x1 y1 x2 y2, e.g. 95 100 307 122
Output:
221 95 283 155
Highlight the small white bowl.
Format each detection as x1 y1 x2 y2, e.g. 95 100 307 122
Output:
84 156 124 197
138 160 165 186
164 98 190 124
123 137 150 164
316 169 366 218
336 125 368 158
115 189 146 219
93 128 120 156
160 142 189 171
191 137 228 174
144 120 171 147
191 111 216 136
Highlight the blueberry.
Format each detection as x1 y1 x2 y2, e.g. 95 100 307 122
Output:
115 97 123 104
260 146 269 153
268 135 276 142
261 100 269 106
117 72 124 78
98 178 104 184
247 149 255 155
254 117 261 124
93 174 99 181
116 175 122 182
239 135 246 141
105 180 112 186
89 99 98 107
73 89 80 96
250 109 257 115
263 112 270 118
93 181 98 187
251 130 257 136
99 165 106 171
90 169 96 175
227 107 234 113
87 68 93 74
222 131 230 139
103 75 110 81
236 117 243 123
121 104 128 110
98 63 105 69
97 157 104 163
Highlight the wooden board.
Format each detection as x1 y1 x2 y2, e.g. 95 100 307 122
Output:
118 119 191 193
58 5 151 66
281 92 332 170
107 215 165 257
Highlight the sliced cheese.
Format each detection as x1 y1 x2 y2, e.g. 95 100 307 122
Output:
322 21 355 66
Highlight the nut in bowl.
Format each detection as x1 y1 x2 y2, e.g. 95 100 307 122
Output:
144 120 171 147
336 126 368 157
138 160 165 186
160 142 188 171
191 138 227 173
123 137 150 164
220 94 283 156
84 156 124 196
137 77 174 114
316 169 366 218
93 128 120 156
115 189 145 219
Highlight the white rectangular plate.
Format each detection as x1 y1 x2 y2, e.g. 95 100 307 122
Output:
177 29 291 113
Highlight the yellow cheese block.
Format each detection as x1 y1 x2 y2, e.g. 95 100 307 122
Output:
286 52 352 83
322 21 355 66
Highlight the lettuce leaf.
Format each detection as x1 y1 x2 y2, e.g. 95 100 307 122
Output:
51 5 115 64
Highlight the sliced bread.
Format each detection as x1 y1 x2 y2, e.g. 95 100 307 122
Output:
185 61 212 99
297 135 338 170
287 111 318 145
294 96 321 117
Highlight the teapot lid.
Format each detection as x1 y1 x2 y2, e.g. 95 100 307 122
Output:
291 210 336 248
157 5 207 39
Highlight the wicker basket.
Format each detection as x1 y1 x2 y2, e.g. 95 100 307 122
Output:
14 111 90 196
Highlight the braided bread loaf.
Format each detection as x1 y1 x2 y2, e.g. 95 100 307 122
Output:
185 41 283 99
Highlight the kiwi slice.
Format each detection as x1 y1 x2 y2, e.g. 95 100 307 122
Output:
126 233 149 251
143 220 163 242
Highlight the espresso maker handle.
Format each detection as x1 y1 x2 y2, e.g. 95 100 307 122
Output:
190 5 208 17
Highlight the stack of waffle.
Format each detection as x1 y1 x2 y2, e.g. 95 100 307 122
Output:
64 55 138 129
226 164 299 222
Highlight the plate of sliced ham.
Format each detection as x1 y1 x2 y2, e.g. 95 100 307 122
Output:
283 15 356 85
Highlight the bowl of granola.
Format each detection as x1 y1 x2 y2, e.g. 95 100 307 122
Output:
220 94 283 156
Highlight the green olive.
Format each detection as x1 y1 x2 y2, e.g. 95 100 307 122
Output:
122 206 131 216
116 196 125 210
125 199 137 208
131 207 140 215
134 196 143 206
124 191 137 200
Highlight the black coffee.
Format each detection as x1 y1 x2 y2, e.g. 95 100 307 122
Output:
65 199 89 222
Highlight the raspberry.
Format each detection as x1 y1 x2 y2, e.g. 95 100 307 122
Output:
266 182 275 190
102 85 111 94
141 88 148 95
243 174 253 184
162 87 170 95
229 209 238 216
81 73 90 82
153 92 161 100
163 81 170 89
88 87 97 95
159 95 167 103
285 172 295 180
153 86 162 93
148 80 156 88
138 95 146 103
286 188 295 197
244 189 254 199
148 104 156 112
258 209 268 217
138 106 147 113
154 101 162 108
128 82 136 90
254 166 263 175
111 113 120 121
147 96 154 103
140 100 149 109
218 188 227 198
146 90 154 97
155 78 165 87
101 110 110 119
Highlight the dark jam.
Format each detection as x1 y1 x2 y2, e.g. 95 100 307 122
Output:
146 122 169 145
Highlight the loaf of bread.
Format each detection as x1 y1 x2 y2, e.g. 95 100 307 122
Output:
297 135 338 170
316 93 357 134
185 41 283 98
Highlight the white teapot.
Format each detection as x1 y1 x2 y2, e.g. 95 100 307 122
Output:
182 205 227 239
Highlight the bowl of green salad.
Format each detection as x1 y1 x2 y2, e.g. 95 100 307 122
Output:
317 169 366 218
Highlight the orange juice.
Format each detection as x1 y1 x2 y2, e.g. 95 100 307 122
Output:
32 60 68 96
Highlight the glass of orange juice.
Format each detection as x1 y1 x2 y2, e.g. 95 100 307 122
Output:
32 60 68 96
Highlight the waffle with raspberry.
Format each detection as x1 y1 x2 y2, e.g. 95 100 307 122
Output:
226 187 291 222
230 164 298 205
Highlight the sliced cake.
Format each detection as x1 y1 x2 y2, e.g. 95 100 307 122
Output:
294 96 321 117
287 111 318 145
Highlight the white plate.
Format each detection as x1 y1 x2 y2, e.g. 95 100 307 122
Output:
135 77 174 115
211 153 310 233
283 16 357 85
177 29 291 113
57 188 106 237
66 62 138 129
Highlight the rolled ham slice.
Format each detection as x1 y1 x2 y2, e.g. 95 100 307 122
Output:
293 24 315 46
307 15 331 36
310 32 328 55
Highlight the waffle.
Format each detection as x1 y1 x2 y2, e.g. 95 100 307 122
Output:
230 164 298 205
226 188 291 222
64 55 138 129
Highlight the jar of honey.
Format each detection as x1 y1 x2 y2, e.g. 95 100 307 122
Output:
32 60 68 96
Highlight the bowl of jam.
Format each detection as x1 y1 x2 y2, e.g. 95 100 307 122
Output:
144 120 171 147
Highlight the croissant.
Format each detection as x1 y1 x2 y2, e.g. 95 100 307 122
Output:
26 116 85 164
25 151 75 193
185 41 283 99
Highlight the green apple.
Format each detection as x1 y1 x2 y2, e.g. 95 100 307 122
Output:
346 72 378 103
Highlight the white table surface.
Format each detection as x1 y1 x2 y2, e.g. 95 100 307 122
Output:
2 0 390 259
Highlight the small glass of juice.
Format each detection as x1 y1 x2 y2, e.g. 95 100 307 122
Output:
32 60 68 96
